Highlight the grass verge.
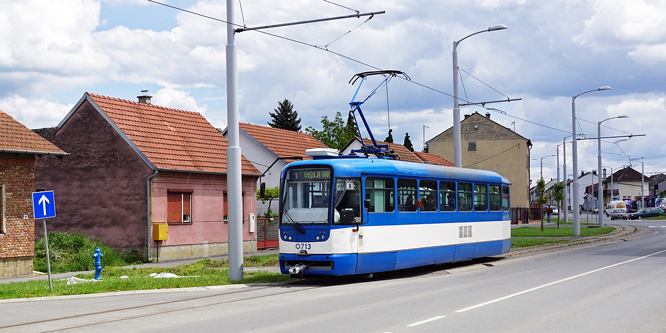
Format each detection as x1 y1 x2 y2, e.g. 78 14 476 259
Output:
0 255 289 300
510 226 614 248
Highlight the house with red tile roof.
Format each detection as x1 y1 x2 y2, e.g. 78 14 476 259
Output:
34 93 260 261
413 151 454 167
0 110 68 278
221 123 329 212
340 137 424 163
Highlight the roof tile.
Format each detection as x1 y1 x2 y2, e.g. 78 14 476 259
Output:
0 110 67 155
238 123 329 160
413 151 454 166
87 93 259 175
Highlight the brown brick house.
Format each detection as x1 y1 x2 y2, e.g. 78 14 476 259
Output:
0 110 68 278
35 93 260 261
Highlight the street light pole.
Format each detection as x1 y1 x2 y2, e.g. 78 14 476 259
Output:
452 24 507 167
597 115 627 227
540 154 556 180
572 86 611 236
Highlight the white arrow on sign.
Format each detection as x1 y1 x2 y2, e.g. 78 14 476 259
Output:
38 195 50 216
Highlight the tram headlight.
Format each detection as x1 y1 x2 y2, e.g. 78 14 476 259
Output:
283 235 288 240
288 236 292 241
316 236 320 240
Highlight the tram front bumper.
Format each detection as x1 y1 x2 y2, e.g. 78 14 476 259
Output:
280 253 357 276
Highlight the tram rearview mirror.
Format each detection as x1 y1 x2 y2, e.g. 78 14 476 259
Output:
364 199 371 208
259 182 266 198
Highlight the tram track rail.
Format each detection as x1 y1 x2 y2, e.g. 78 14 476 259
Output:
0 284 322 332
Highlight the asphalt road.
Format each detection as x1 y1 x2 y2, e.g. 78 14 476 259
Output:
2 218 666 333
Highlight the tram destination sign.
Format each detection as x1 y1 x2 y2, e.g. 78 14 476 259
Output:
289 169 331 181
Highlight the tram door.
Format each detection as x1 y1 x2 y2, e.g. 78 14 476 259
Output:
334 178 362 254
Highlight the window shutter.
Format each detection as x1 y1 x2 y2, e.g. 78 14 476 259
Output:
167 192 182 223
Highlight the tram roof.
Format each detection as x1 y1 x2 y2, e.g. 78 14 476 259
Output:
284 157 510 185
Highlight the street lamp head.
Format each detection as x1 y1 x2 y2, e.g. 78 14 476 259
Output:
617 115 628 119
598 86 611 91
488 24 507 31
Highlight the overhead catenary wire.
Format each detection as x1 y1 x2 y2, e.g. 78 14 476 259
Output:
238 0 246 27
148 0 577 137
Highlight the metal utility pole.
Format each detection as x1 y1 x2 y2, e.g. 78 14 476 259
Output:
226 0 243 282
571 86 611 236
452 24 507 167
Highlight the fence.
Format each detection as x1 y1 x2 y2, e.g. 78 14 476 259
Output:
256 217 279 249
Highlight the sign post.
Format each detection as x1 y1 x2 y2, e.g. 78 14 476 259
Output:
32 191 56 291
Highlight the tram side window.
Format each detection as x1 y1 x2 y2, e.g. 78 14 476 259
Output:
502 185 510 211
439 181 456 211
473 184 488 211
489 185 502 211
420 180 437 212
398 178 418 212
333 178 362 224
458 182 473 211
365 177 395 213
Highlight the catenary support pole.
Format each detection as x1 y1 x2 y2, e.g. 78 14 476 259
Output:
227 0 243 282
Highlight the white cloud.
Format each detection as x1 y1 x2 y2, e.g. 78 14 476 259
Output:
573 0 666 61
0 95 73 129
152 87 208 115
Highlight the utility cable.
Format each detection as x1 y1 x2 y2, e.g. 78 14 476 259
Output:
459 68 469 101
323 14 373 50
322 0 359 14
458 67 509 98
576 118 633 135
238 0 246 27
148 0 578 139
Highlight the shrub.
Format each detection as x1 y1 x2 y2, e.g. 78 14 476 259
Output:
34 231 143 273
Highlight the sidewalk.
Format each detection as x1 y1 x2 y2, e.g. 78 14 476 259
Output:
0 248 280 284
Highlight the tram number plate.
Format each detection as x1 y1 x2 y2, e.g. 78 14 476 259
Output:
295 243 312 250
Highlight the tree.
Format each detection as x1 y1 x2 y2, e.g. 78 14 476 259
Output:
536 178 549 231
268 99 301 131
257 186 280 218
385 129 394 143
403 132 414 152
305 111 357 150
552 182 566 228
346 113 358 139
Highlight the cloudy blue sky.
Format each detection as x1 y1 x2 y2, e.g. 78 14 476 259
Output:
3 0 666 184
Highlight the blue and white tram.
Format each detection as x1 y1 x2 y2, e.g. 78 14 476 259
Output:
278 155 511 277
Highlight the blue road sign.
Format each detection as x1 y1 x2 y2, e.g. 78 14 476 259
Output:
32 191 56 219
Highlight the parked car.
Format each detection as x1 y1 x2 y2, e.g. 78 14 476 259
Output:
628 207 665 220
606 201 628 220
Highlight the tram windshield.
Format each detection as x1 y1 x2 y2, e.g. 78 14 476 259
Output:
281 168 332 224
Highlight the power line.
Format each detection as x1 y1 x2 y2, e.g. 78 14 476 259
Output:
458 67 509 98
322 0 359 14
148 0 578 138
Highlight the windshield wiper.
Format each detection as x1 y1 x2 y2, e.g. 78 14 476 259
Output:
282 210 305 234
279 189 306 234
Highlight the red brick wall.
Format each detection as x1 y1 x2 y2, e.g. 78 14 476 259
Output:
0 155 35 259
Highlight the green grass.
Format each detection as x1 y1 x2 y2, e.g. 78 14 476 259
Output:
0 256 289 300
512 226 614 237
511 238 568 248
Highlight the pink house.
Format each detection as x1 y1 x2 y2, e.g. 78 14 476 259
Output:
35 93 260 261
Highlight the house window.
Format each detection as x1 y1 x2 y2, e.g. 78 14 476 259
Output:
167 190 192 223
468 142 476 151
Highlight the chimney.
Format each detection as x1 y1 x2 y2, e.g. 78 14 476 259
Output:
137 90 152 104
485 112 491 119
464 114 471 119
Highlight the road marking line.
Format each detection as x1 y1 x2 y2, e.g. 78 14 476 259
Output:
407 315 445 327
455 248 666 313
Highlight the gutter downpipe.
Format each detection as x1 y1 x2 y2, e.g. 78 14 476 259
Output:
146 170 158 262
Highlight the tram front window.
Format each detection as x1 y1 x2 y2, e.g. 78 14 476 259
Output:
281 168 332 224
